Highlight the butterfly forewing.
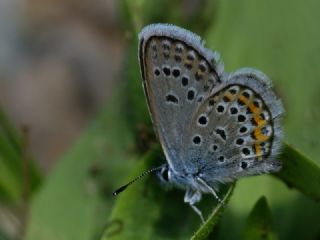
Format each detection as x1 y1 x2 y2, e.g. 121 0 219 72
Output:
139 25 223 172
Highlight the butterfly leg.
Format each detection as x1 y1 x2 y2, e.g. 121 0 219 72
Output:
196 177 224 206
184 188 205 223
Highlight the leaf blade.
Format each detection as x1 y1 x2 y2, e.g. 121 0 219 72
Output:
242 196 278 240
191 184 235 240
275 142 320 201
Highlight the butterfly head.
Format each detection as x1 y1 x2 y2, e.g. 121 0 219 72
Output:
156 163 215 194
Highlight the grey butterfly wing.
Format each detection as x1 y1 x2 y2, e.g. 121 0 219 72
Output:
138 24 224 173
183 68 284 184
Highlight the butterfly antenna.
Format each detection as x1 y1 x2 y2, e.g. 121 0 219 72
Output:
112 166 163 196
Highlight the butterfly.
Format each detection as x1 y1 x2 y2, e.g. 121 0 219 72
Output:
115 24 284 222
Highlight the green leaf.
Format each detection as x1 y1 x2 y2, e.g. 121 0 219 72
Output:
0 108 42 205
242 196 278 240
0 224 12 240
191 184 235 240
0 155 21 203
275 143 320 201
0 232 11 240
25 88 137 240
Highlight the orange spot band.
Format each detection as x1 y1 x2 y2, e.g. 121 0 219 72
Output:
224 92 235 101
238 95 250 105
254 144 262 156
253 115 267 127
253 128 269 142
248 102 261 115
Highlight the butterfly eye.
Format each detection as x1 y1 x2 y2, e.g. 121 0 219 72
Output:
161 168 169 181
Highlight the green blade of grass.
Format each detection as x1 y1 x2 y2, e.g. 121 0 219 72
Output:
242 196 278 240
275 143 320 201
191 184 235 240
0 155 21 203
0 108 42 205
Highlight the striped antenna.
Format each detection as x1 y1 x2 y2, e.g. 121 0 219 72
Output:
112 166 163 196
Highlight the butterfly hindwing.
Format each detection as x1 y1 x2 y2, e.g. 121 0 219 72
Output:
184 68 284 184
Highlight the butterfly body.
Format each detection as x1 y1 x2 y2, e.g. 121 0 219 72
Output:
138 24 284 221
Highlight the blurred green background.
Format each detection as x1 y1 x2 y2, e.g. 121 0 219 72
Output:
0 0 319 239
